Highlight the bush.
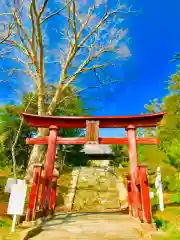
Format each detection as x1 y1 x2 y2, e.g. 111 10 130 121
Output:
163 174 180 192
154 217 168 229
151 190 159 208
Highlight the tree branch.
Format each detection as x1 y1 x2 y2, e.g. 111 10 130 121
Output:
30 3 38 64
0 24 14 44
14 12 32 47
40 0 72 24
13 13 34 62
57 79 120 105
72 0 77 46
78 7 128 48
39 0 49 18
32 0 45 115
77 4 96 40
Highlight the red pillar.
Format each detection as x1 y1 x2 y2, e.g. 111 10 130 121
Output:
49 175 58 215
26 164 42 221
126 174 133 216
43 125 58 215
44 126 59 180
138 165 152 223
126 125 140 218
40 177 46 209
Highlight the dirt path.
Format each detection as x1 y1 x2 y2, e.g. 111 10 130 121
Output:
31 212 144 240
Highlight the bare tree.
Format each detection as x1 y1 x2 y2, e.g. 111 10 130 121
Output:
0 0 132 180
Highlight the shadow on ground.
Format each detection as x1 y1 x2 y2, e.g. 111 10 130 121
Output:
44 209 129 227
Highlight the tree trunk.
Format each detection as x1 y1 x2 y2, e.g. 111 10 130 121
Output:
25 144 46 182
25 128 49 182
25 85 62 181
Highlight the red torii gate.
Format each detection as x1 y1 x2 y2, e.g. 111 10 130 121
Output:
22 112 165 223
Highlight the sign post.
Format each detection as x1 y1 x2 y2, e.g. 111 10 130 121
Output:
7 183 27 232
11 215 17 233
155 167 164 212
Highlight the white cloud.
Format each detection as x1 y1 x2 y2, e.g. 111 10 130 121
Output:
117 28 128 41
116 44 131 58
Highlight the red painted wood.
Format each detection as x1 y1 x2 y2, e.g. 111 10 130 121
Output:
25 209 31 222
99 137 160 145
126 125 138 173
138 165 152 223
126 125 140 218
42 126 58 215
26 137 49 144
26 136 160 145
26 166 42 221
49 176 57 211
40 178 46 209
26 137 87 145
136 167 143 222
42 180 51 217
44 126 58 180
32 166 42 220
22 112 166 128
127 176 133 216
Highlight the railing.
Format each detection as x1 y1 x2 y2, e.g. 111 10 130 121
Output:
26 164 58 222
126 164 152 223
25 163 152 224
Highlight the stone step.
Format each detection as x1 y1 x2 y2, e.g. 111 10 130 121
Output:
73 167 121 211
31 213 143 240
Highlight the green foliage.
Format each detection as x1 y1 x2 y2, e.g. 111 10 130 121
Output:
0 220 10 228
152 206 180 239
158 92 180 169
144 98 162 113
57 144 88 167
0 103 34 168
0 86 87 169
138 145 167 167
170 193 180 204
154 217 168 229
140 64 180 176
158 68 180 169
110 144 129 167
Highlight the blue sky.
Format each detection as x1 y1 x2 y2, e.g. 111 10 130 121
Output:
100 0 180 136
0 0 180 137
99 0 180 116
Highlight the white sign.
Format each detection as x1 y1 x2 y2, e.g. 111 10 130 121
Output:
17 179 26 186
155 167 164 212
5 178 17 193
7 183 27 215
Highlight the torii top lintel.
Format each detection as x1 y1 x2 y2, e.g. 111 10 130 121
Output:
22 112 166 129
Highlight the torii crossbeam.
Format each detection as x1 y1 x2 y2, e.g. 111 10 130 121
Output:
22 112 166 223
26 136 159 145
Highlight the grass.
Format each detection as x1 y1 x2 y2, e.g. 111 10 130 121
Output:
0 168 27 239
0 217 12 240
151 191 180 240
0 218 11 228
0 169 14 239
